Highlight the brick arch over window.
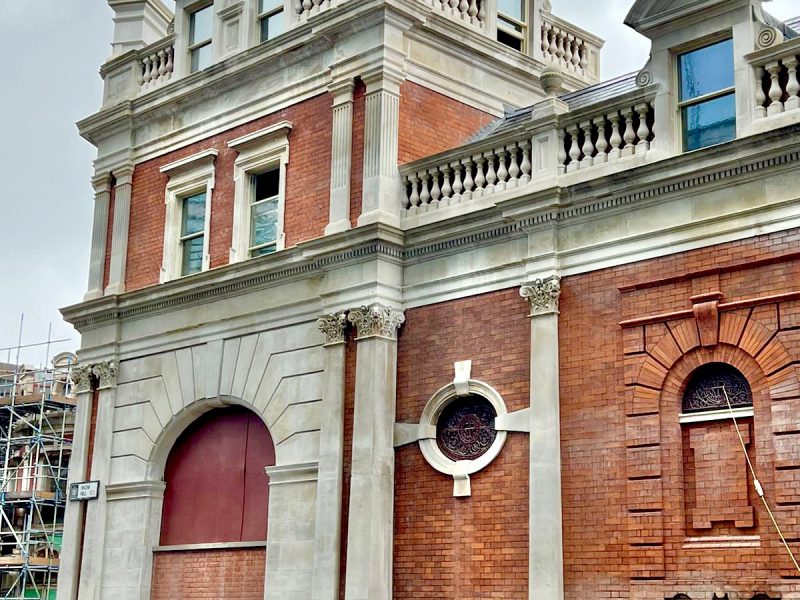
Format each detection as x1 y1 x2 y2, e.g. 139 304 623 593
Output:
160 406 276 546
621 304 799 579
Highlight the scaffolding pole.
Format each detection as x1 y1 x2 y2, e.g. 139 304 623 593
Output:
0 318 76 600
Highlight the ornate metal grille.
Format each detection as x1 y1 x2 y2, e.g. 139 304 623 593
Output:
436 396 497 461
682 363 752 413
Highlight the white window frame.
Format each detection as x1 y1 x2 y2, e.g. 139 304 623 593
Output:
159 149 218 282
228 121 292 262
188 2 214 73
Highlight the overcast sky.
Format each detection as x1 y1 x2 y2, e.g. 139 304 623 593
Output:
0 0 797 366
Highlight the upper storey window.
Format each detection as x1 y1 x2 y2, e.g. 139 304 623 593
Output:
678 38 736 152
250 169 280 256
259 0 285 43
189 4 214 72
180 192 207 275
497 0 526 52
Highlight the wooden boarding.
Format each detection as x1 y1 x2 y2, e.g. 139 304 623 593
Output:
0 394 76 407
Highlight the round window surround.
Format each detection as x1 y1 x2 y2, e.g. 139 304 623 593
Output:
419 379 508 479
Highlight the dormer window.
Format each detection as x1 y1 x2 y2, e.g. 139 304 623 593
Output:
189 4 214 72
678 37 735 151
497 0 526 52
259 0 284 42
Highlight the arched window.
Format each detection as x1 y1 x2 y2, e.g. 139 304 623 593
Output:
160 407 275 546
681 362 752 414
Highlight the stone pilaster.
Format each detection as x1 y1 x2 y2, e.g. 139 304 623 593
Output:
85 175 112 301
357 69 403 229
325 81 355 236
77 361 119 600
520 276 564 600
311 312 349 600
56 365 96 600
343 304 404 600
105 166 134 296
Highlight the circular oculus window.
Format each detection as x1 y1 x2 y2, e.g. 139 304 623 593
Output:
436 395 497 461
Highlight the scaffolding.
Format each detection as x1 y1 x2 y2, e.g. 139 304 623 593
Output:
0 319 76 600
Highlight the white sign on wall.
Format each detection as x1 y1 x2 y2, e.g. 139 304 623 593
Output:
69 481 100 501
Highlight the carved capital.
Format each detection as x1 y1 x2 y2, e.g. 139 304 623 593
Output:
73 365 94 394
347 304 405 340
92 360 118 390
317 312 348 345
520 275 561 316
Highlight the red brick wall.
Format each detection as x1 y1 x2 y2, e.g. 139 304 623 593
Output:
559 228 800 597
150 548 265 599
123 94 332 292
102 183 115 290
349 81 365 228
393 289 530 599
339 331 357 600
397 81 496 165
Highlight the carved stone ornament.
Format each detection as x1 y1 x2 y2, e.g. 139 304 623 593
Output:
542 0 552 12
520 275 562 316
757 26 781 49
347 304 405 340
92 361 118 390
73 365 94 394
317 312 348 345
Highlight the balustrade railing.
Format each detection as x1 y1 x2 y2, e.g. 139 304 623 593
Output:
137 35 175 91
540 13 600 82
400 90 656 216
752 47 800 118
560 99 654 173
297 0 484 27
402 140 532 215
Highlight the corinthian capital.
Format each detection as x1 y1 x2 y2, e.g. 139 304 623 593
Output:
520 275 561 316
73 365 94 394
347 304 405 340
92 360 118 390
317 312 348 345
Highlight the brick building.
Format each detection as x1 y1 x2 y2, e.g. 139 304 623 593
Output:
59 0 800 599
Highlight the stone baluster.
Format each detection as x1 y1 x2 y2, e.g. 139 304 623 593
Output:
635 103 651 151
593 116 608 163
441 165 453 205
458 0 469 19
419 173 431 208
495 148 508 192
474 155 486 196
579 121 594 168
520 141 532 184
429 169 441 209
302 0 313 16
569 36 580 71
462 158 475 200
555 31 566 64
156 49 167 79
477 1 485 24
755 67 768 119
450 161 464 202
785 57 800 111
541 22 551 55
484 152 497 192
566 124 581 172
507 143 520 187
409 176 420 210
608 113 622 160
165 46 174 80
403 177 412 211
766 62 784 116
621 107 636 157
548 27 558 60
579 43 588 72
468 0 479 23
141 56 153 86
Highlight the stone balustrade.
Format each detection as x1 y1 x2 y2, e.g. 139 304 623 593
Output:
540 12 600 82
560 97 654 173
751 43 800 118
137 35 175 91
402 139 533 215
423 0 485 30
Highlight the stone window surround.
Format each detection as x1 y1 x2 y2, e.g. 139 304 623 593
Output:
159 148 218 283
228 121 291 263
418 377 509 490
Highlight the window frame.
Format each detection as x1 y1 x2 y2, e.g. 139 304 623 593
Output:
496 0 528 53
675 34 736 152
257 0 285 43
188 2 214 73
228 121 292 263
178 191 208 276
159 149 218 282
